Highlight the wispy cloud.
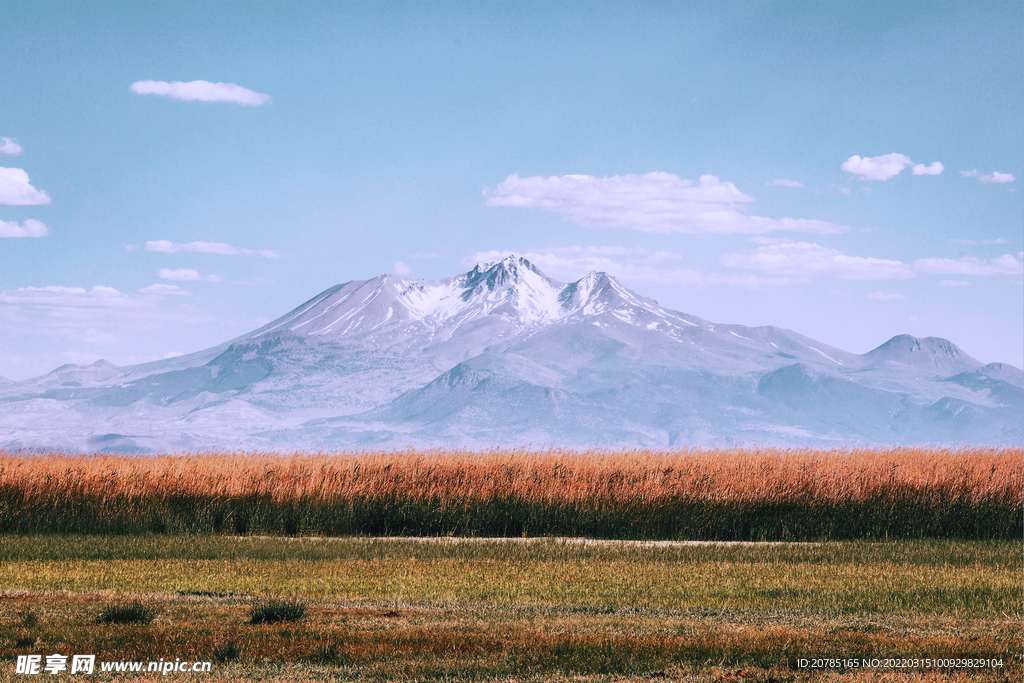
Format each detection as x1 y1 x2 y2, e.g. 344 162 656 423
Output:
913 254 1023 276
464 246 703 285
0 219 49 238
0 284 211 377
0 137 22 156
0 167 51 205
158 268 223 282
704 273 802 287
393 261 412 276
463 244 1024 290
949 238 1010 246
722 241 1024 281
840 153 942 180
130 80 271 106
939 280 971 287
961 169 1016 184
138 284 189 296
484 172 848 234
765 179 804 188
979 171 1015 184
0 283 191 309
721 241 914 280
867 291 905 301
144 240 278 258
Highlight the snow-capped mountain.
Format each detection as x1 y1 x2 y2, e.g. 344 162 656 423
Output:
1 256 1020 451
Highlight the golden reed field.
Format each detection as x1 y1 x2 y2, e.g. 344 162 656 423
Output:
0 447 1019 539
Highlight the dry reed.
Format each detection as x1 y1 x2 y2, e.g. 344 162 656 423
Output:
0 447 1019 539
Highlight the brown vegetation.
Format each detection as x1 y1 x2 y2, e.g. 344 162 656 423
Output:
1 535 1020 681
0 582 1018 681
0 447 1019 539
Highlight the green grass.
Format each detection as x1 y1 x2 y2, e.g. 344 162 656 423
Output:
0 536 1018 616
0 536 1020 681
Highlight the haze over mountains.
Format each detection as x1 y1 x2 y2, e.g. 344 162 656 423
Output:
1 256 1021 452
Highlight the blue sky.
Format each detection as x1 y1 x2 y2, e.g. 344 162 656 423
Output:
1 1 1021 379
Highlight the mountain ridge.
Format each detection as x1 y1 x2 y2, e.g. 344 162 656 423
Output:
1 256 1020 451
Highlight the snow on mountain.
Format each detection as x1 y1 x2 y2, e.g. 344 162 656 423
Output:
1 256 1020 451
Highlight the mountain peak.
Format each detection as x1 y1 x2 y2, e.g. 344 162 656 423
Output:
864 334 982 375
463 255 544 290
457 255 563 320
558 270 614 310
976 362 1024 387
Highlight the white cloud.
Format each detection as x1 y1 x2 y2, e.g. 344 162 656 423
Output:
463 244 1021 290
911 254 1023 276
704 273 802 287
138 284 189 295
144 239 278 258
911 161 944 176
962 169 1017 184
483 172 849 234
158 268 223 282
131 80 271 106
840 154 914 181
0 283 214 377
766 179 805 188
463 246 704 285
867 291 905 301
840 155 944 181
0 284 168 306
720 242 915 280
0 219 49 238
393 261 412 276
0 137 22 155
949 238 1010 245
0 167 51 205
979 171 1015 184
939 280 971 287
723 242 1024 281
6 285 85 296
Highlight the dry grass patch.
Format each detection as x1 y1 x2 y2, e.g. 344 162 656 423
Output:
0 594 1018 681
0 447 1019 539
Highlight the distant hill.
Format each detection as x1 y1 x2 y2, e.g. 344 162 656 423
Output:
1 256 1020 451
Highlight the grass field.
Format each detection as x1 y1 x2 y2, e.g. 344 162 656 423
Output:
1 448 1020 681
1 536 1020 681
1 448 1020 539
